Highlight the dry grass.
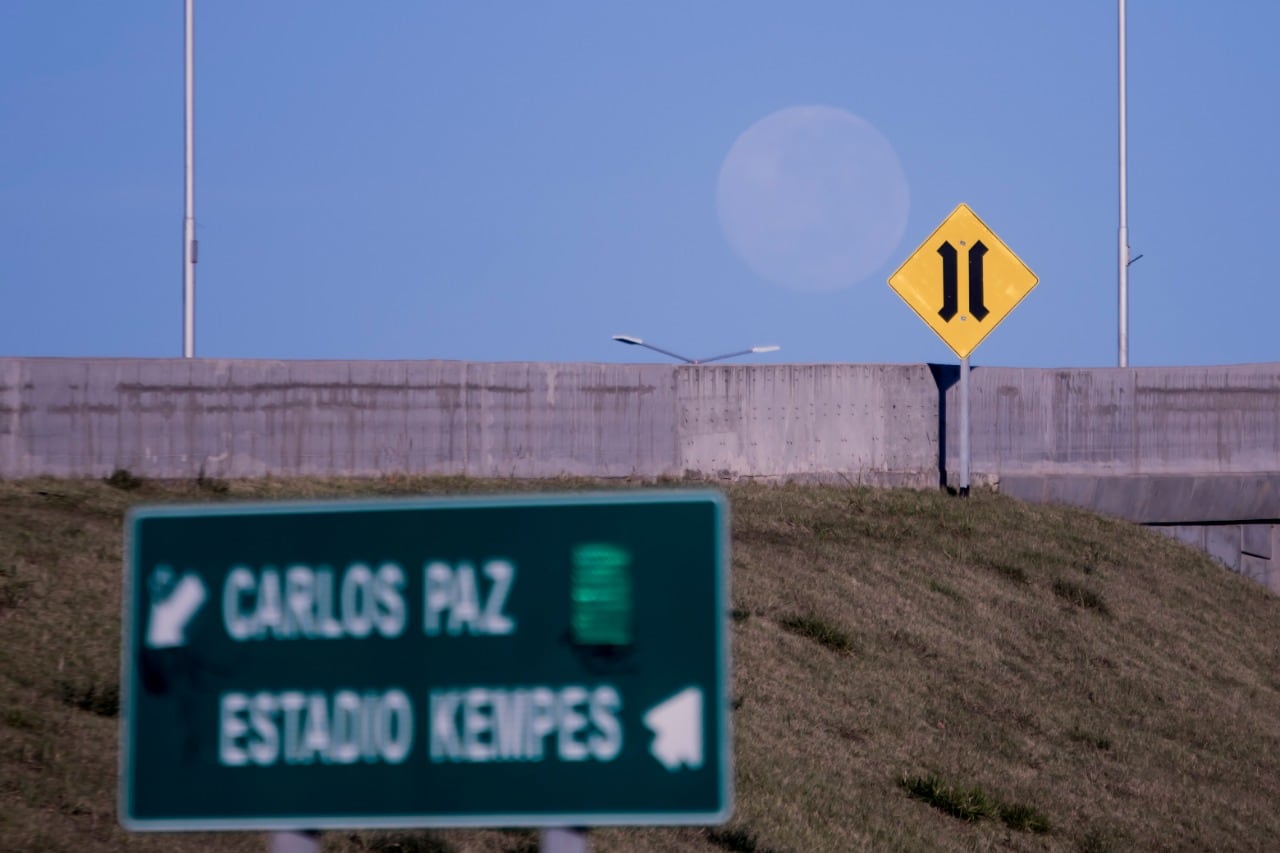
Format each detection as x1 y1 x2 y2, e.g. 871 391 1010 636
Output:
2 475 1279 852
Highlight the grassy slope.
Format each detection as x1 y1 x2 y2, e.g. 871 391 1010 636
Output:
1 476 1278 852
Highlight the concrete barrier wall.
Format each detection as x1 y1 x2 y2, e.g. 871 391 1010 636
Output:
676 363 938 486
0 358 939 484
7 358 1276 488
0 358 680 479
1156 522 1278 588
949 364 1280 478
942 364 1280 523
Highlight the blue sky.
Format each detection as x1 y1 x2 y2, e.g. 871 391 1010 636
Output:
3 2 1278 367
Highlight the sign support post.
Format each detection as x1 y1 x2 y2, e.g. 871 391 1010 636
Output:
958 356 970 497
541 828 590 852
269 831 319 853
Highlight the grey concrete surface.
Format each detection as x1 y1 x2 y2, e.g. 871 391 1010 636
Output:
675 363 938 486
1151 523 1280 595
947 364 1280 479
0 358 939 485
1243 523 1273 559
995 474 1280 525
0 358 680 480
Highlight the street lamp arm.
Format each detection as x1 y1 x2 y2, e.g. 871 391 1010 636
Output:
611 335 696 364
697 345 781 365
613 335 779 365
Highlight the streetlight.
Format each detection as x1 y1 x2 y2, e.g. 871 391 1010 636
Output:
183 0 196 357
1117 0 1130 367
612 335 780 365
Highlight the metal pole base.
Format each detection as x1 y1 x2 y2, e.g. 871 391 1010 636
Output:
541 827 590 853
270 831 321 853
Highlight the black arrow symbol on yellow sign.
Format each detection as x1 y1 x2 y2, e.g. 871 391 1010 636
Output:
936 240 989 323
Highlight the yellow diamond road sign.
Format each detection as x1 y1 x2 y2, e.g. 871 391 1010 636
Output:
888 203 1037 359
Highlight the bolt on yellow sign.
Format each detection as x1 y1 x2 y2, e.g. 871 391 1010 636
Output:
888 203 1037 359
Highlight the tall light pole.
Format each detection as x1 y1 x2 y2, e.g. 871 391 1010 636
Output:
611 335 780 365
1117 0 1130 367
183 0 196 358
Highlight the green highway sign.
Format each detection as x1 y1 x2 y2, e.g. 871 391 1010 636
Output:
120 491 731 831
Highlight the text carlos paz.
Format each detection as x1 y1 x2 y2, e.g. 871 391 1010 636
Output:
221 559 517 640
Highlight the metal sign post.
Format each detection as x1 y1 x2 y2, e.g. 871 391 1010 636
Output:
269 831 319 853
959 356 971 497
541 828 590 852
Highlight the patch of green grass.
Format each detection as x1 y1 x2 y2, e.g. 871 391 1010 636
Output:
888 627 937 660
705 826 782 853
195 471 230 494
998 801 1052 833
926 578 964 601
361 833 455 853
1053 578 1110 614
104 468 143 490
1068 723 1113 751
982 557 1029 584
899 773 997 822
779 614 855 654
2 706 41 731
900 774 1050 833
55 680 119 718
0 564 29 610
1075 824 1131 852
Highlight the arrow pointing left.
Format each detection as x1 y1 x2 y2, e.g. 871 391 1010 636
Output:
145 566 207 649
644 687 704 771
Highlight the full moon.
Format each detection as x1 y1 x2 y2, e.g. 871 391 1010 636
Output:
716 105 910 292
